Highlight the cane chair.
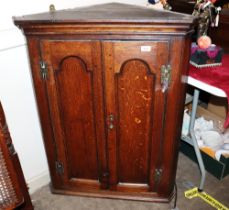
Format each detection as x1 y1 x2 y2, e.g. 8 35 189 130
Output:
0 102 33 210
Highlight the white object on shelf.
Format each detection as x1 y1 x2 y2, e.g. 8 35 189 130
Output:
215 149 229 161
182 76 227 189
223 143 229 150
182 109 190 136
185 93 193 104
201 130 223 150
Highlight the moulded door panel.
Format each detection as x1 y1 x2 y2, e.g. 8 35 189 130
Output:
103 41 170 194
40 40 108 190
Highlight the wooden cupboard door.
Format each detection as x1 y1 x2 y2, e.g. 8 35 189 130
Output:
103 41 170 194
40 41 108 190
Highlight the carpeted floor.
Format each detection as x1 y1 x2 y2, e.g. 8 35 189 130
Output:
31 153 229 210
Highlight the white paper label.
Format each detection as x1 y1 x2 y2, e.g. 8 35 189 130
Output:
141 46 151 52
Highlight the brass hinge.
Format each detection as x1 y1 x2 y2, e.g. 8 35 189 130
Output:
39 61 48 80
161 64 172 93
55 161 64 175
154 168 163 185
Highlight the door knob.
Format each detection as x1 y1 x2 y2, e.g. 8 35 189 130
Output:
108 114 114 121
107 114 115 130
108 124 114 130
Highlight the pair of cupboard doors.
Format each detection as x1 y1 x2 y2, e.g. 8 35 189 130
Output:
32 38 186 201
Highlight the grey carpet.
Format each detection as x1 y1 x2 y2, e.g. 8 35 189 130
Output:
31 153 229 210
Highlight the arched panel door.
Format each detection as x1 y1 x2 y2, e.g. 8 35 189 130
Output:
40 41 108 191
103 41 170 197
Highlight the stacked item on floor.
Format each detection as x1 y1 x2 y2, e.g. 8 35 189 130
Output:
181 0 229 181
182 97 229 180
182 104 229 161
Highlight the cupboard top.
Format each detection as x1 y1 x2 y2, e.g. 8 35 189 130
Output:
13 3 195 26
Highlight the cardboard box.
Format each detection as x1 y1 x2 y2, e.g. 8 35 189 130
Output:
207 95 228 119
181 105 229 179
180 141 229 180
196 105 225 132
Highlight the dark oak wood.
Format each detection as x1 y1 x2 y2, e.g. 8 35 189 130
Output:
14 3 194 24
0 102 34 210
103 41 169 194
40 40 106 190
14 3 194 202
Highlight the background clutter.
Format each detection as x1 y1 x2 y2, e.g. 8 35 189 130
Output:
182 98 229 161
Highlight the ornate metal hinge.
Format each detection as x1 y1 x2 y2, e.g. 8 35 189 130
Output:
55 161 64 175
40 61 48 80
154 168 163 186
161 64 172 93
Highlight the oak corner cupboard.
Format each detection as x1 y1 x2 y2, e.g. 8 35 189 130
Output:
13 3 195 202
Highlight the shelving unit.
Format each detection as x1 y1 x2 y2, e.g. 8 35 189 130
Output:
182 76 227 190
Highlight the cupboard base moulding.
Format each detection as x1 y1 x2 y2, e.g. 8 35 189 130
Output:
50 184 175 203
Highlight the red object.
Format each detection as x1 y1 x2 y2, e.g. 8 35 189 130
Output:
189 54 229 128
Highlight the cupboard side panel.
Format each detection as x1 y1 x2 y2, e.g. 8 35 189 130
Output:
26 37 62 188
157 37 190 196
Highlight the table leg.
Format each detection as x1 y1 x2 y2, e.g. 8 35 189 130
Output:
189 89 206 191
